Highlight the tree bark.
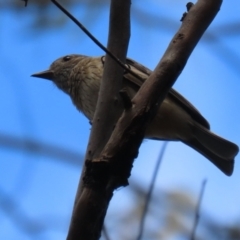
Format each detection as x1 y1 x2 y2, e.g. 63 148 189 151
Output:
67 0 131 239
67 0 222 239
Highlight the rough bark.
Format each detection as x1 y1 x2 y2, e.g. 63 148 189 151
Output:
67 0 222 239
67 0 131 239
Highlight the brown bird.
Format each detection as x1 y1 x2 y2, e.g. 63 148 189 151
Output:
32 54 239 176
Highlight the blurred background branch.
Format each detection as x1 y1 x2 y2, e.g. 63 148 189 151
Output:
0 0 239 239
0 133 83 166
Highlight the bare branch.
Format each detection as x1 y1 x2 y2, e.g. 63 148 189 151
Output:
119 88 132 110
21 0 28 7
67 0 221 239
0 133 83 166
137 142 168 240
190 179 207 240
102 225 111 240
66 0 131 239
92 0 222 190
51 0 141 81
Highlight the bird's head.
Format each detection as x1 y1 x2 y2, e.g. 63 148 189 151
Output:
31 54 87 93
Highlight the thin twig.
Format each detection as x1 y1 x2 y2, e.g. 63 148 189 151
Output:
190 179 207 240
102 225 111 240
136 142 168 240
51 0 142 81
21 0 28 7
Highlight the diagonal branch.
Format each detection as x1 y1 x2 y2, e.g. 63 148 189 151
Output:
68 0 222 239
52 0 141 81
190 179 207 240
0 133 83 166
92 0 222 189
137 142 168 240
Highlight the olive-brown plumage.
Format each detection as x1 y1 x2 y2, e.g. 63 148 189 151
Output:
32 54 239 176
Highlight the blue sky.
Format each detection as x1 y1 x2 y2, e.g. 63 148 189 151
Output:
0 1 240 239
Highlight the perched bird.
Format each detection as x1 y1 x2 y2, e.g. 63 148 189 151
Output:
32 54 239 176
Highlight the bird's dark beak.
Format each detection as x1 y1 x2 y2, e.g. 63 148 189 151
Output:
31 70 54 80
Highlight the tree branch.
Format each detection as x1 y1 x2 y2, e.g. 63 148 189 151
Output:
67 0 131 239
137 142 168 240
52 0 140 80
0 133 83 166
92 0 222 189
190 179 207 240
67 0 222 239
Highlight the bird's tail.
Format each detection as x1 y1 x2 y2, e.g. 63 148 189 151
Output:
184 123 239 176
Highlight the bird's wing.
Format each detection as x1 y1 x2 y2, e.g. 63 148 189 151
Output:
124 58 210 129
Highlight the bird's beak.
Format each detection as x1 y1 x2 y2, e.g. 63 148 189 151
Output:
31 70 54 80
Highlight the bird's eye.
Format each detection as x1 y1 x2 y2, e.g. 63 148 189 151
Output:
63 56 71 61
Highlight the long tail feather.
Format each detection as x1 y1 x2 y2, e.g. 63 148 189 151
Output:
184 123 239 176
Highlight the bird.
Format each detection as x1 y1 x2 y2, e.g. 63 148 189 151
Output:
32 54 239 176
